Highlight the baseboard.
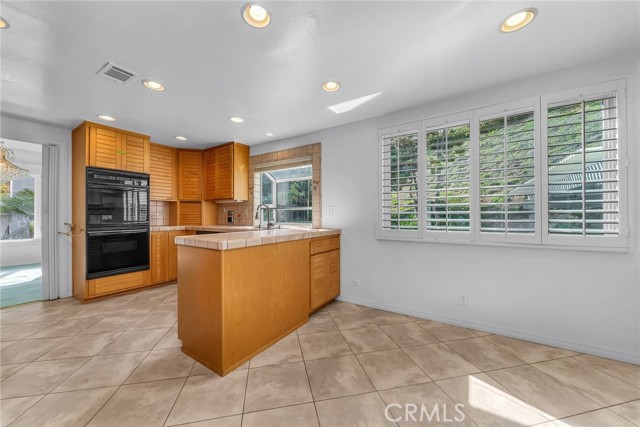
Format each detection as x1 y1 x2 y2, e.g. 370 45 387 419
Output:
337 295 640 365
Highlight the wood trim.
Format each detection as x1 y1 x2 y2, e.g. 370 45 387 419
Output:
73 120 150 139
71 123 88 302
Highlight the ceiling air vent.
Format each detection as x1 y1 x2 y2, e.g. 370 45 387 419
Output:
96 62 138 85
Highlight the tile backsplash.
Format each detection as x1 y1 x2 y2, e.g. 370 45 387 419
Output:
217 202 253 226
150 201 171 226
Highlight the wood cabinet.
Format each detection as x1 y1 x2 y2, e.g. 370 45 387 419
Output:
86 122 150 173
72 121 152 303
178 150 203 200
309 236 341 312
150 232 169 284
150 143 178 200
150 230 196 285
86 270 150 298
204 142 249 201
168 230 192 280
178 202 203 225
178 239 310 376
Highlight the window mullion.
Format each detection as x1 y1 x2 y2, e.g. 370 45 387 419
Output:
581 100 587 236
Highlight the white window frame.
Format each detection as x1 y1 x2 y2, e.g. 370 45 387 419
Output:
474 97 541 245
422 111 475 242
541 79 629 249
378 121 422 240
377 79 630 252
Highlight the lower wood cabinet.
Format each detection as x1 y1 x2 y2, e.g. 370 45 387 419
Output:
87 270 150 298
309 236 340 312
150 230 196 284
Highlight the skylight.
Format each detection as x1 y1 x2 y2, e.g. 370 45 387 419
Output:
328 92 383 114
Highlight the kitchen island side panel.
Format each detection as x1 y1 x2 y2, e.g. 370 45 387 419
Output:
177 245 224 373
221 240 310 368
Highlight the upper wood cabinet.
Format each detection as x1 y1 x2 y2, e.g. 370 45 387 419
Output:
85 122 150 173
204 142 249 201
178 150 203 200
122 134 150 173
150 143 178 201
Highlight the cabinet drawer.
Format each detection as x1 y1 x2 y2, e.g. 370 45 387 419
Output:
310 239 327 255
310 237 340 255
87 270 149 297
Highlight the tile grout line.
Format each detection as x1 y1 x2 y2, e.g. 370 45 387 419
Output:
240 352 252 426
160 376 189 427
565 354 640 391
333 315 401 427
2 286 177 427
82 290 178 427
296 333 322 427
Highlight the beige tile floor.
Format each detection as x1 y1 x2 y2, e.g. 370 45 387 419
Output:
0 283 639 427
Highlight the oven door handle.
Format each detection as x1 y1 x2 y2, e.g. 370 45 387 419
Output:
87 229 149 236
88 184 148 191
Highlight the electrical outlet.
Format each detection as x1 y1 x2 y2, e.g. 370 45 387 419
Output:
328 206 334 216
352 279 360 287
458 294 468 306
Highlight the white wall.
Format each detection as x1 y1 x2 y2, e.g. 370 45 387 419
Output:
0 116 73 298
252 54 640 363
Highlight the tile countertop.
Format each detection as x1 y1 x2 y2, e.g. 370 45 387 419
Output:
150 225 259 232
175 228 341 250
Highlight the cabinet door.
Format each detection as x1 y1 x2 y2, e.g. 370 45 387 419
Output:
178 201 202 225
89 126 120 170
121 134 150 173
326 250 340 301
167 230 195 281
150 232 168 284
150 144 178 200
178 151 202 200
215 144 234 200
232 143 250 201
310 253 327 311
204 148 217 200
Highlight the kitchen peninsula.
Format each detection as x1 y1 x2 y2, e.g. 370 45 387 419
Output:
176 228 340 376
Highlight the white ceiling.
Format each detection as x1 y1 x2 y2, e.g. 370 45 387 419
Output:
1 1 638 148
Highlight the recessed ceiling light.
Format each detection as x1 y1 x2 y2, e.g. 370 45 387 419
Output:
229 116 244 123
242 4 271 28
142 80 165 91
97 115 116 122
500 8 537 33
0 17 10 29
322 81 341 92
265 132 274 137
175 136 187 141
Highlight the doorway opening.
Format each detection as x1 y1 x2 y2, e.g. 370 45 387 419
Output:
0 140 43 308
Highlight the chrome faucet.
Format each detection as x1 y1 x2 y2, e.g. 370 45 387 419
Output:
255 204 280 230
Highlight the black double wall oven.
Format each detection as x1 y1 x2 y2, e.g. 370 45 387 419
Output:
86 167 150 279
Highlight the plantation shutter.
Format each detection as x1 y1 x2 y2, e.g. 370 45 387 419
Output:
380 124 420 236
424 121 471 236
479 109 537 241
546 94 620 237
